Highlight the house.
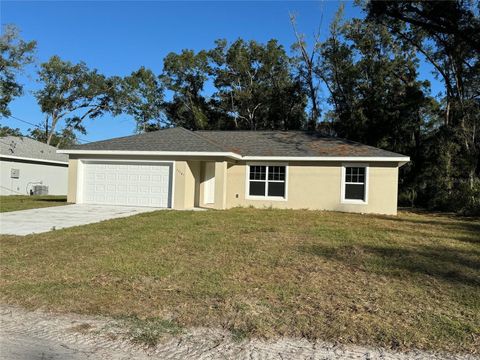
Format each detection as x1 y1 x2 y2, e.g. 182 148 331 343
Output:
0 136 68 196
58 127 409 215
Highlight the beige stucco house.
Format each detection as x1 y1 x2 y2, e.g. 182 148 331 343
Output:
58 127 409 215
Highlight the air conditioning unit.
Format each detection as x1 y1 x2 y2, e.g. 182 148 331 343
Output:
33 185 49 195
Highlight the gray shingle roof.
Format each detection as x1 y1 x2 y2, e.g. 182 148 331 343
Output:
67 127 406 158
197 131 404 157
69 127 225 152
0 136 68 163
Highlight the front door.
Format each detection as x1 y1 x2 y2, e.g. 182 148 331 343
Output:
203 162 215 204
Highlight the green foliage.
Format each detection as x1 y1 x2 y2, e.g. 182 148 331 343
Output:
211 38 306 130
161 49 214 129
367 0 480 214
0 125 23 137
160 39 307 130
120 316 183 347
0 25 36 117
35 55 122 145
29 127 78 148
119 67 165 133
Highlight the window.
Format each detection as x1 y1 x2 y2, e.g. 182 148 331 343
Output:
248 165 286 199
342 165 368 203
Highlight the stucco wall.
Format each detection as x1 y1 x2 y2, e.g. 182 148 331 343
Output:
226 161 399 215
65 155 400 214
67 159 78 202
0 158 68 196
66 155 204 210
178 160 200 209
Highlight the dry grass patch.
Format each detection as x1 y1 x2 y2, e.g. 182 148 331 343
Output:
0 195 67 212
0 208 479 353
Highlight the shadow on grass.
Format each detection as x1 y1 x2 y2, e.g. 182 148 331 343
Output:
31 197 67 203
373 215 480 244
300 243 480 287
35 198 67 203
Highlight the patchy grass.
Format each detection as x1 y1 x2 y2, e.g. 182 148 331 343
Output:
0 208 478 352
0 195 67 212
120 316 183 347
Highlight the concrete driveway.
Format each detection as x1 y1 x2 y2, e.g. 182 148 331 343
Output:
0 204 162 236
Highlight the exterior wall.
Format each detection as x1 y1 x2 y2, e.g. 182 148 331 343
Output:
214 161 228 209
176 160 200 209
65 154 400 214
0 158 68 196
66 155 212 210
226 161 399 215
189 161 201 207
67 159 78 202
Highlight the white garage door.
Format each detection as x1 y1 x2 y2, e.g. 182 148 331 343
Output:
82 161 172 207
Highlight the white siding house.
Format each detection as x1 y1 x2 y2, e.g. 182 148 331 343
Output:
0 136 68 196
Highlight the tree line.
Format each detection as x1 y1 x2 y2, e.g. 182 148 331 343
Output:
1 1 478 214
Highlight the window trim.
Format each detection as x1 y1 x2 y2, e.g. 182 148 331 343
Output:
245 163 288 201
340 163 369 205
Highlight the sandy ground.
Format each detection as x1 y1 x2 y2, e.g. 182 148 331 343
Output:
0 305 477 360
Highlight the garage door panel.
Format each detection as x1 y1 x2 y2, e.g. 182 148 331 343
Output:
106 184 116 192
139 186 149 193
82 161 172 208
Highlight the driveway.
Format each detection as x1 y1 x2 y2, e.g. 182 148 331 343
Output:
0 204 162 236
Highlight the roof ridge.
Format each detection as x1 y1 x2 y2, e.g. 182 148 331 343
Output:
185 128 235 153
196 130 308 133
67 127 181 148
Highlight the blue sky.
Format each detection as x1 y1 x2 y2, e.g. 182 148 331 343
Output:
1 1 439 143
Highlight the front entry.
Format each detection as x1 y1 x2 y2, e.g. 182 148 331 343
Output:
203 162 215 204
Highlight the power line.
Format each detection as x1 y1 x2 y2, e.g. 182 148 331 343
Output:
4 115 92 144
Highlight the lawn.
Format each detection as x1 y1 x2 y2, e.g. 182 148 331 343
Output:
0 195 67 212
0 208 478 353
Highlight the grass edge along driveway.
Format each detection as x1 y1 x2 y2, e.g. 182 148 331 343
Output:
0 195 67 212
1 208 479 353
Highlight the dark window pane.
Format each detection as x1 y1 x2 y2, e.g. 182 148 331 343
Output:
268 166 285 181
249 181 266 196
268 182 285 197
345 167 366 183
250 166 266 180
345 183 365 200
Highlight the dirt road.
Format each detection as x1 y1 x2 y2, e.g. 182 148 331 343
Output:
0 305 476 360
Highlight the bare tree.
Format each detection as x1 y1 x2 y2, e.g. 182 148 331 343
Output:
289 12 323 131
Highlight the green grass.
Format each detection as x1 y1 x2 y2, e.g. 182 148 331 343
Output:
120 316 183 347
0 208 479 352
0 195 67 212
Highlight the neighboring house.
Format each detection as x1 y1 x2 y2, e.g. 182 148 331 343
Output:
0 136 68 196
59 127 409 215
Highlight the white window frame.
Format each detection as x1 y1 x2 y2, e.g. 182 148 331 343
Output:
341 163 369 205
245 163 288 201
